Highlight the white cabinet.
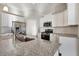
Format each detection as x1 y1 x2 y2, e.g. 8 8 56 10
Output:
59 36 77 56
63 10 68 26
57 12 64 26
53 11 64 27
53 4 79 26
52 15 57 27
68 4 76 25
67 4 79 25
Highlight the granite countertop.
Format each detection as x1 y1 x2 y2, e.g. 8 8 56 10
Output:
15 34 60 56
53 33 77 38
0 33 59 56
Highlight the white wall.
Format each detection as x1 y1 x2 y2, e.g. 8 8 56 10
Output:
40 14 53 32
40 14 53 27
0 12 24 27
0 5 25 27
26 19 37 36
0 12 25 34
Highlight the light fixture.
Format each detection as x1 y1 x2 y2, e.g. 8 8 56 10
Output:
3 6 8 12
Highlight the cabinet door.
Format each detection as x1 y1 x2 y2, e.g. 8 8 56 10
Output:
59 37 77 56
57 12 64 26
52 15 57 27
67 4 77 25
53 12 64 27
75 4 79 25
63 10 68 26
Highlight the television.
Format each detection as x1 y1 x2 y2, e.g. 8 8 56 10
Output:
43 22 52 27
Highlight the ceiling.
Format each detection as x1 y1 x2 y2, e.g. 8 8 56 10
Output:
0 3 67 19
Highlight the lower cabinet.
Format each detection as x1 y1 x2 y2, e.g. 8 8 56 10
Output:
59 36 77 56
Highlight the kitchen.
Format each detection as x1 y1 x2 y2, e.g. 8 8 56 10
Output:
0 3 79 56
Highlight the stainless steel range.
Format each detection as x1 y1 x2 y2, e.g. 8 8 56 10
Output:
41 29 53 41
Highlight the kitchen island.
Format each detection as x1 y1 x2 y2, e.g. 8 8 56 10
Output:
0 33 59 56
15 34 59 56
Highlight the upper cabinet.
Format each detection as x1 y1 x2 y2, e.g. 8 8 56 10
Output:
63 10 68 26
52 11 64 27
52 3 79 27
67 4 78 25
